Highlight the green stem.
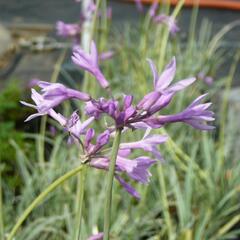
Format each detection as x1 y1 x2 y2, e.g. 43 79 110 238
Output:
37 50 67 170
0 165 4 240
216 52 240 179
103 129 122 240
7 165 84 240
74 166 87 240
158 165 173 240
158 0 185 71
37 115 47 169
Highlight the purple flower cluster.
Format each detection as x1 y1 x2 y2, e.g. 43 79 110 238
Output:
22 41 214 199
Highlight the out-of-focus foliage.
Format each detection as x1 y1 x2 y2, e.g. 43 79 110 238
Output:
0 81 34 190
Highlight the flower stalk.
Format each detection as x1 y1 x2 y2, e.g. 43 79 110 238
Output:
103 129 122 240
0 165 4 240
7 165 84 240
74 165 87 240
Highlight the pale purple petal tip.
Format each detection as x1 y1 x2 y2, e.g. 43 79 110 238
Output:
115 175 141 200
88 232 104 240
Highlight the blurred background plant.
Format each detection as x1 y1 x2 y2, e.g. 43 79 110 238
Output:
1 0 240 239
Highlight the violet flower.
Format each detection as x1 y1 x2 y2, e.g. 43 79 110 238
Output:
120 133 168 160
154 14 180 35
85 95 136 128
90 155 156 199
36 81 90 112
144 94 215 130
137 57 196 115
149 0 159 18
134 0 144 12
78 129 161 199
21 92 94 139
99 51 115 62
106 7 112 19
72 41 109 89
20 89 61 122
198 72 214 86
97 7 112 19
65 112 94 143
56 21 81 38
27 78 39 88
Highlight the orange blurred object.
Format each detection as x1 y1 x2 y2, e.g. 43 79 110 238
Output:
127 0 240 10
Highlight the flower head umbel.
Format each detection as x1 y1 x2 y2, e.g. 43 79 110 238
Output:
72 41 109 89
22 40 214 204
66 126 166 199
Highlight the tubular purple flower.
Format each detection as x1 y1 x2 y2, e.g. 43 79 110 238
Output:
137 58 196 114
120 134 167 160
85 128 95 147
21 93 94 141
149 0 159 18
98 51 115 61
85 129 160 199
115 175 140 199
21 89 57 122
37 81 90 112
154 14 180 35
56 21 81 38
87 0 96 13
198 72 214 86
94 130 111 152
135 0 144 12
85 96 136 128
90 155 156 199
72 41 109 88
66 112 94 143
116 156 156 184
144 94 215 130
107 7 112 19
85 130 111 156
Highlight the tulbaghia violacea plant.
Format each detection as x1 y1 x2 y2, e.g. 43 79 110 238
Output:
12 40 214 240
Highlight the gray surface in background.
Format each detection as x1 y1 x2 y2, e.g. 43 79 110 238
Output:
0 0 239 40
